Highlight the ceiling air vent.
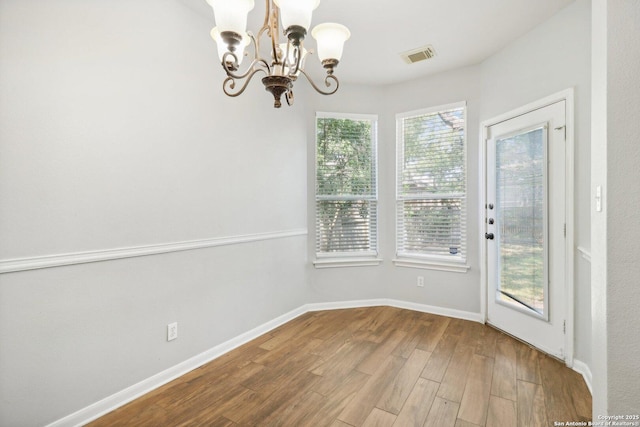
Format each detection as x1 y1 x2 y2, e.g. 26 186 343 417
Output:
400 45 437 64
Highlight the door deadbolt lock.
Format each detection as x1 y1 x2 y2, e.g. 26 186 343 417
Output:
488 218 494 224
485 232 495 240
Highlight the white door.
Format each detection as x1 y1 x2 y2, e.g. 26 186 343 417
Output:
485 101 566 359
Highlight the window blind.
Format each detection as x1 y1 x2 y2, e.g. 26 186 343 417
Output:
316 113 378 256
396 103 466 260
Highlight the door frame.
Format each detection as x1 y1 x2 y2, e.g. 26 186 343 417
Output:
479 88 575 367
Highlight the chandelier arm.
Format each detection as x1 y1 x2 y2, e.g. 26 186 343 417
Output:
281 43 297 76
254 0 278 63
268 0 280 66
290 45 304 76
257 0 271 39
222 53 271 80
223 68 268 97
256 23 269 47
299 70 340 96
280 41 292 75
246 32 259 62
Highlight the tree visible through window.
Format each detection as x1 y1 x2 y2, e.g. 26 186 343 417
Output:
315 113 377 256
396 103 467 261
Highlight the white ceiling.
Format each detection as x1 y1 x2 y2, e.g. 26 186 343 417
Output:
182 0 575 86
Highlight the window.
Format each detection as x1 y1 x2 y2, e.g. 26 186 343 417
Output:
314 112 380 267
395 102 469 271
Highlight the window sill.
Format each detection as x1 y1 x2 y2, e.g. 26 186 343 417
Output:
313 257 383 269
392 258 470 273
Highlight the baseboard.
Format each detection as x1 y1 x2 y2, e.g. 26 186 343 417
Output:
46 299 482 427
304 298 483 323
572 359 593 395
45 305 308 427
387 299 484 323
303 298 388 312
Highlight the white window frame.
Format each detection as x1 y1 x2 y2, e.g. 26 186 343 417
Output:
314 112 382 269
393 101 470 273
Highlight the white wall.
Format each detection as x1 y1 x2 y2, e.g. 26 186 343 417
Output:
593 0 640 416
307 0 592 362
0 0 605 425
0 1 309 425
590 0 608 417
307 66 483 314
479 0 593 365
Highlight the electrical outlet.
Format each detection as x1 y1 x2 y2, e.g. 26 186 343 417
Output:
167 322 178 341
417 276 424 287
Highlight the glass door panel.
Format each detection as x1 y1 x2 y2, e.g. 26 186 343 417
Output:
495 127 547 319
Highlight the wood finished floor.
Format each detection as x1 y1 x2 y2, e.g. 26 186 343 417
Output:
89 306 592 427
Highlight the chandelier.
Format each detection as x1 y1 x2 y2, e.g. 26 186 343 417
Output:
206 0 350 108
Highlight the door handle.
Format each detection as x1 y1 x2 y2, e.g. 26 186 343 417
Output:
485 233 494 240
